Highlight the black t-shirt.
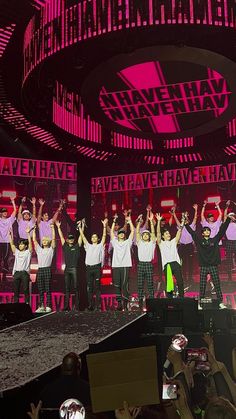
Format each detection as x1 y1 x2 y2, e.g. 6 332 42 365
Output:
63 242 80 268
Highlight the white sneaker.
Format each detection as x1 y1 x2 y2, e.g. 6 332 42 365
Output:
198 303 203 310
45 306 52 313
35 306 45 313
219 303 227 309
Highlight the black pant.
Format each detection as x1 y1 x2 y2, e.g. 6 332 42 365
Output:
112 267 130 305
86 263 101 309
64 267 79 309
178 243 194 283
13 270 30 303
0 242 10 271
164 261 184 298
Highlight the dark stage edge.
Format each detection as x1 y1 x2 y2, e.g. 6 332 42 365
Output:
0 311 145 393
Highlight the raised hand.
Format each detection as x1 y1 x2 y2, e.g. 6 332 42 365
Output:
101 218 108 227
113 213 118 222
136 214 143 223
226 200 231 207
30 197 36 205
148 211 154 221
125 215 131 224
215 200 221 207
76 220 82 228
203 200 207 206
156 212 162 221
25 226 31 234
192 204 198 210
38 198 45 206
50 223 55 229
27 401 42 419
170 206 176 214
55 220 61 228
21 196 26 203
10 196 15 203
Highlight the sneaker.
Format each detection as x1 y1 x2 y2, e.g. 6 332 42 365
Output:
219 303 227 309
45 306 52 313
35 306 45 313
198 303 203 310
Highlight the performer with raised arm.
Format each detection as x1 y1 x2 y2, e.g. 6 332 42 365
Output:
9 226 32 304
33 224 56 313
0 197 17 275
201 199 222 237
224 200 236 281
78 218 108 311
136 211 156 310
185 212 235 309
156 213 185 298
56 221 83 311
37 199 63 243
17 196 36 239
110 214 134 311
172 204 198 287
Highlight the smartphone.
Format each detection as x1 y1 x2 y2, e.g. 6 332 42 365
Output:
186 348 208 362
195 361 211 372
162 384 177 400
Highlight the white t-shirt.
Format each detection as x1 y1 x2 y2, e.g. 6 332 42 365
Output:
159 238 180 269
111 237 132 268
84 242 104 266
225 222 236 240
0 215 15 243
137 240 156 262
38 219 53 242
13 248 31 274
18 218 35 238
36 245 54 268
179 222 196 245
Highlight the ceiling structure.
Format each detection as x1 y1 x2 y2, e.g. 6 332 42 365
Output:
1 0 236 173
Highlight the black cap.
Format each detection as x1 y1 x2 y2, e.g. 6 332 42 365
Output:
118 229 126 235
202 226 211 233
0 208 7 213
68 234 74 240
207 213 214 218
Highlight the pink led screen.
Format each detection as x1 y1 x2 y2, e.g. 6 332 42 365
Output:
23 0 236 82
99 64 229 134
82 46 236 139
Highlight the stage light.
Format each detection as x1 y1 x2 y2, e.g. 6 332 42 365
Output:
30 263 38 270
2 190 16 198
161 200 175 207
102 268 112 275
67 194 77 202
61 264 65 270
207 196 221 204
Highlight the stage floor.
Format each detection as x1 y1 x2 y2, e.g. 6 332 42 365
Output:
0 311 144 393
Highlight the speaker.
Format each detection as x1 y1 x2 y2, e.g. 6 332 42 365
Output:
199 309 236 333
146 298 199 333
0 303 33 329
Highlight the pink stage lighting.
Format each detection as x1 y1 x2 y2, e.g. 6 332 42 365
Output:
1 190 16 199
161 200 175 208
207 196 221 204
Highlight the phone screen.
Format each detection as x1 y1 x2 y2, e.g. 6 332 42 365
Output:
162 384 177 400
186 348 208 362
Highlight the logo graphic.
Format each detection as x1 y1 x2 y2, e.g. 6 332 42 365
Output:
82 46 236 139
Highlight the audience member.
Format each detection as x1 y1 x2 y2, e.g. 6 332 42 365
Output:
39 352 91 417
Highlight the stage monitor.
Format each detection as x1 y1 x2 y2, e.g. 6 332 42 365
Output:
146 298 199 333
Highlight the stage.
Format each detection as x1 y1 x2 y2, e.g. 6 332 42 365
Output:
0 311 144 393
